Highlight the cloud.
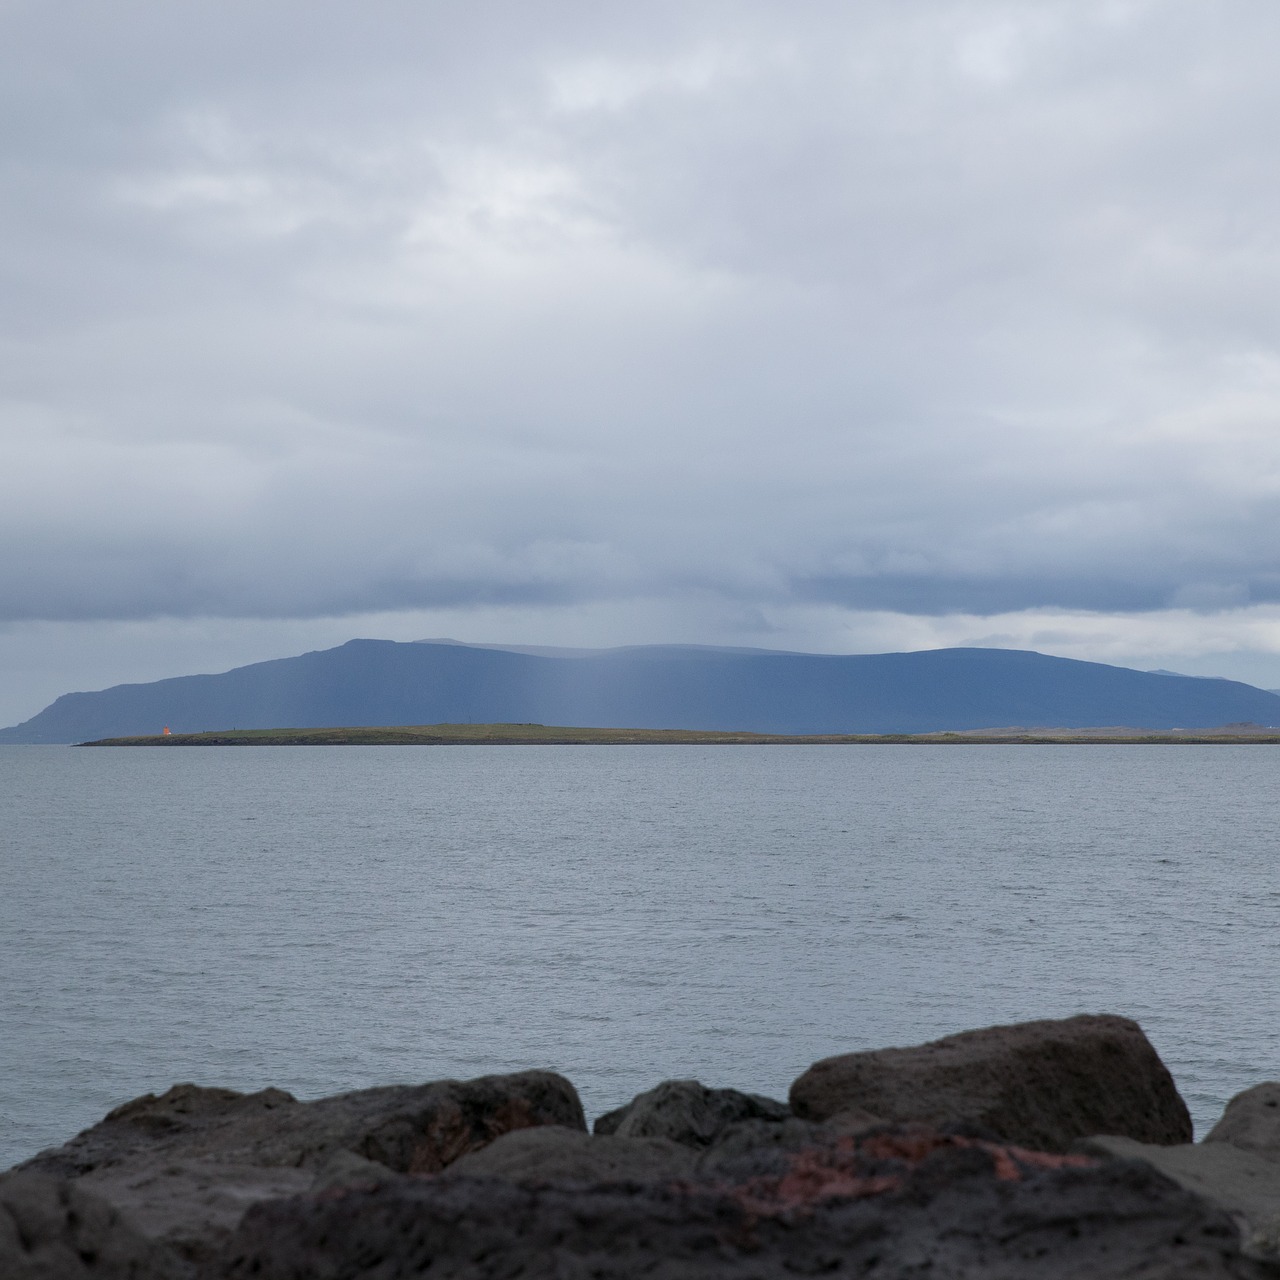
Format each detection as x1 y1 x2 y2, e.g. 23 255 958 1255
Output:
3 0 1280 703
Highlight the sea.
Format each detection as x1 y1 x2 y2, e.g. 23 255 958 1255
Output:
2 743 1278 1169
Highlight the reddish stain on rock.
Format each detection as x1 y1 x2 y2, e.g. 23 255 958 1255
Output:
725 1128 1098 1215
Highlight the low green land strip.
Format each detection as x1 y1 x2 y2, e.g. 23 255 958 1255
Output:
78 723 1280 746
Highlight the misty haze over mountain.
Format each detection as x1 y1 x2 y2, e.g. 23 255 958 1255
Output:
5 640 1279 744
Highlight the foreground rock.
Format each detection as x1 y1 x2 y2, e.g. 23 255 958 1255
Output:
18 1071 582 1267
1083 1134 1280 1263
0 1171 178 1280
790 1013 1192 1151
6 1015 1250 1276
1077 1078 1280 1264
441 1115 882 1187
448 1125 698 1182
1207 1083 1280 1160
221 1123 1270 1279
594 1079 791 1147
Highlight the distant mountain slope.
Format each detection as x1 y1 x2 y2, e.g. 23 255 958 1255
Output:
4 640 1280 744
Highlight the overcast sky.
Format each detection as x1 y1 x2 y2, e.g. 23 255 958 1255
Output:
4 0 1280 724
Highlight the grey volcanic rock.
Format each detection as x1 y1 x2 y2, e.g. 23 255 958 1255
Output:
221 1125 1270 1279
1082 1134 1280 1262
15 1028 1273 1277
18 1071 582 1266
0 1171 181 1280
696 1115 877 1179
308 1150 403 1193
593 1079 790 1147
446 1125 697 1183
26 1072 584 1178
790 1014 1192 1152
1207 1083 1280 1161
23 1085 297 1179
63 1160 312 1270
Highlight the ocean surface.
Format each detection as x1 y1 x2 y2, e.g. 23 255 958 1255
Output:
2 743 1278 1168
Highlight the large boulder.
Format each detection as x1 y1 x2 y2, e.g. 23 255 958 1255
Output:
593 1079 790 1147
220 1123 1269 1279
25 1071 584 1178
17 1071 583 1266
789 1014 1191 1153
0 1171 181 1280
1206 1083 1280 1161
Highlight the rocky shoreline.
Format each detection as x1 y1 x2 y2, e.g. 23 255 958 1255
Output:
6 1013 1280 1277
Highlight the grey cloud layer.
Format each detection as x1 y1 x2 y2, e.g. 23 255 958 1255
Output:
3 0 1279 624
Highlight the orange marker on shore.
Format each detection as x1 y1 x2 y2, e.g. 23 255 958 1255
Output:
162 726 171 736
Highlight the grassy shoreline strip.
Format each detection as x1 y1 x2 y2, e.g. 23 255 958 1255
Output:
77 723 1280 746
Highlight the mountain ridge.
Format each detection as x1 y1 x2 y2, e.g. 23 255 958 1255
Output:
4 639 1280 744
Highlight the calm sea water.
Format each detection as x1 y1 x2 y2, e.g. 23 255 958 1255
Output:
2 743 1278 1168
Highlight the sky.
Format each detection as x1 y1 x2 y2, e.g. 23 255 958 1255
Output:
4 0 1280 725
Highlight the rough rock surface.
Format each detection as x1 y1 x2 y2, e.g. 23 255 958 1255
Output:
447 1125 697 1182
0 1171 181 1280
221 1124 1271 1279
696 1115 884 1178
11 1021 1274 1277
307 1150 403 1193
443 1117 881 1186
1083 1134 1280 1262
68 1160 311 1270
790 1013 1192 1151
1207 1084 1280 1161
594 1079 791 1146
17 1071 582 1266
24 1072 584 1178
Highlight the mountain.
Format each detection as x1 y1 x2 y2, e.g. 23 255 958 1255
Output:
4 640 1280 744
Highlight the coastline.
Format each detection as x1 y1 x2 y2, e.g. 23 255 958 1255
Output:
77 722 1280 746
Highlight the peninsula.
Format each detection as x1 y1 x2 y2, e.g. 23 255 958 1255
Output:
80 722 1280 746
